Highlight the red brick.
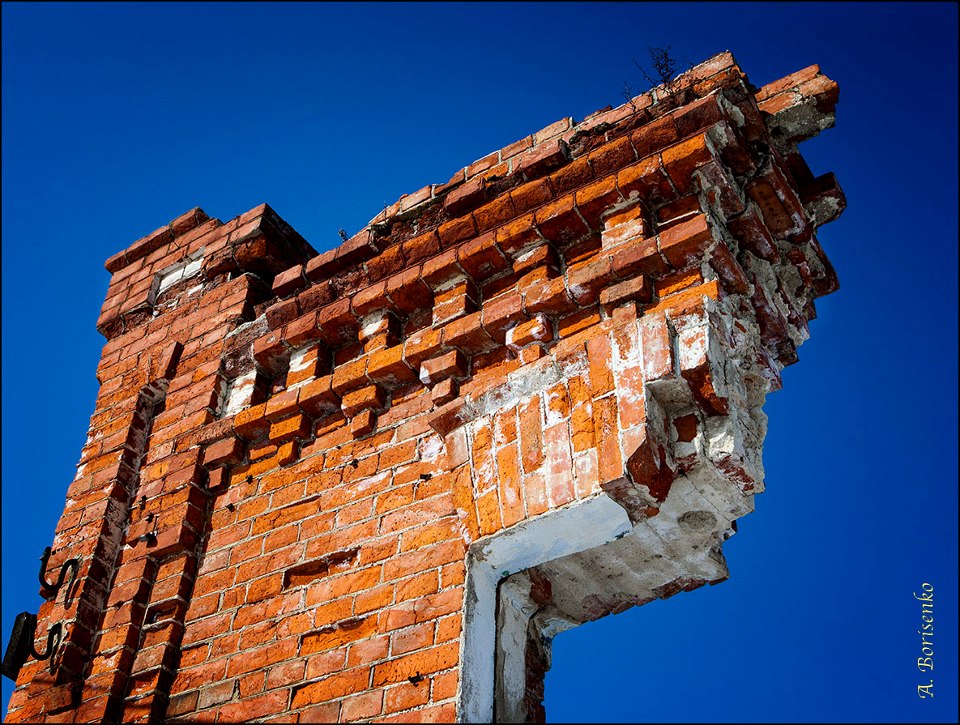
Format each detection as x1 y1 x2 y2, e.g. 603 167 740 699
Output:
265 296 300 330
252 331 287 374
457 231 509 280
518 395 544 474
588 135 636 178
291 667 369 708
272 264 306 297
534 194 590 243
610 235 670 278
658 214 715 270
600 275 652 312
640 313 673 382
592 394 624 483
680 94 726 140
436 215 477 249
352 279 390 317
507 315 552 350
575 175 622 227
549 156 594 194
466 150 499 178
421 248 463 289
305 248 338 281
403 327 443 369
473 195 517 232
756 64 821 101
661 133 714 194
265 388 300 422
481 292 522 343
433 284 476 326
420 350 466 385
234 403 270 441
298 375 340 416
630 114 679 159
566 255 613 305
524 275 571 317
386 266 433 314
269 414 311 443
317 297 357 345
331 357 368 396
384 679 431 714
443 311 495 354
508 178 555 217
283 311 321 348
371 642 459 687
708 240 751 294
367 243 406 282
516 139 569 179
587 334 614 397
430 378 458 406
297 280 335 315
624 423 674 502
533 117 572 145
728 206 779 262
495 213 540 256
341 385 386 418
367 345 416 386
616 156 675 205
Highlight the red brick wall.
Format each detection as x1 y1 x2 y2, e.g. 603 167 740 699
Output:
5 51 844 723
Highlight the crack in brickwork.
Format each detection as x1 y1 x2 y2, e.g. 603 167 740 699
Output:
5 51 845 723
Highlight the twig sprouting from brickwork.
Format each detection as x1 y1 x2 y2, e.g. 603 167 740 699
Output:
628 46 698 101
635 46 679 88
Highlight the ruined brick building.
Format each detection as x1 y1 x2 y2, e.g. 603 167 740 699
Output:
3 52 844 723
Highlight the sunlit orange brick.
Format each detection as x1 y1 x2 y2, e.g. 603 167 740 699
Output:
496 443 524 528
341 385 386 418
656 268 703 297
481 292 523 343
661 133 714 193
233 402 269 441
331 357 368 396
575 175 622 227
264 388 299 422
384 678 431 714
403 326 443 370
616 156 675 205
420 350 467 385
298 374 339 416
524 275 571 318
202 437 243 469
658 214 715 270
268 414 311 444
535 193 590 243
506 315 552 350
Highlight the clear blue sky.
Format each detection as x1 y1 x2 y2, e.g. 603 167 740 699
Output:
2 2 956 722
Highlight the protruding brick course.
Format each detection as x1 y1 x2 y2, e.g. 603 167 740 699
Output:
6 51 844 724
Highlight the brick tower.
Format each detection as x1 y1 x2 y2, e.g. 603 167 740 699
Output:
3 52 844 723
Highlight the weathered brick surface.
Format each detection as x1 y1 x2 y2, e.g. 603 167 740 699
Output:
6 51 844 724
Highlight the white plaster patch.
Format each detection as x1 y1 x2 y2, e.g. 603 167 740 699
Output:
223 370 257 417
288 347 311 373
353 470 391 496
419 433 444 463
153 248 205 300
225 314 268 342
434 273 470 294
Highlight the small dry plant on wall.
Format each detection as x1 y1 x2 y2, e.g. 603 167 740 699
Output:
622 46 696 107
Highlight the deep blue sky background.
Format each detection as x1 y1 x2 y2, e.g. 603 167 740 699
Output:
2 3 956 722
